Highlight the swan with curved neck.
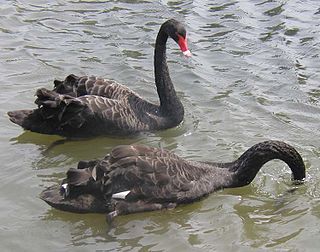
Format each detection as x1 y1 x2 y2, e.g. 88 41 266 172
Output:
40 140 305 221
7 19 190 138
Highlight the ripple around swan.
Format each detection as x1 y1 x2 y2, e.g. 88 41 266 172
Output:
1 0 320 251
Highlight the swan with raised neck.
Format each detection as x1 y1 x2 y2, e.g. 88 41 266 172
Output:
7 19 190 137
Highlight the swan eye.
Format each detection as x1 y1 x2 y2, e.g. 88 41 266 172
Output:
175 31 185 39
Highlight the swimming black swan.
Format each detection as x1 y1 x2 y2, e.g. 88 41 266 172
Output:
7 19 191 138
40 140 305 221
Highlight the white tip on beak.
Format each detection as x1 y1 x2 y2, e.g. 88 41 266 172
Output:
183 50 192 57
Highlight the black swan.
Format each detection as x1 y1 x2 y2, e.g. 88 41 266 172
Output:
40 140 305 221
7 19 191 138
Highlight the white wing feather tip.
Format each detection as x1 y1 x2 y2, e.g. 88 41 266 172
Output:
112 190 131 199
92 167 97 181
61 183 69 198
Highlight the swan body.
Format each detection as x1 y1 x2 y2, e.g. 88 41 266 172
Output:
8 19 190 138
40 140 305 221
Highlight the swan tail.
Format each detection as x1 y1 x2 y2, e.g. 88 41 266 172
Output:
8 88 93 136
65 167 94 186
53 74 81 96
35 87 61 106
40 185 109 213
77 160 99 169
40 158 111 213
7 109 34 127
7 108 57 134
65 159 108 188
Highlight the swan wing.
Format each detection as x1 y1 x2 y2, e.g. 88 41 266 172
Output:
80 95 151 132
33 88 151 135
104 145 206 203
53 74 136 99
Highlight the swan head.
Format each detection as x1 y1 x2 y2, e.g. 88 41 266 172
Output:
162 19 192 57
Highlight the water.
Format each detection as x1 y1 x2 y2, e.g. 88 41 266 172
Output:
1 0 319 251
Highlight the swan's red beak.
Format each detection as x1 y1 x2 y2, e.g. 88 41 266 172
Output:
177 34 192 57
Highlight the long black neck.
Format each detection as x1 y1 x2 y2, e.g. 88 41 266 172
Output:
154 28 184 122
228 141 305 187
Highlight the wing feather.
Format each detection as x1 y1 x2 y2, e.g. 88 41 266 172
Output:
54 74 137 99
104 145 205 202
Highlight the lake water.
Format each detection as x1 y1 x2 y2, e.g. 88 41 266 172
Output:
1 0 319 251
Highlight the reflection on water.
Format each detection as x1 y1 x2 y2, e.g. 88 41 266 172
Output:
1 0 320 251
233 192 308 248
41 200 205 250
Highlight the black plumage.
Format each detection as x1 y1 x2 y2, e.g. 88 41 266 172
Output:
40 140 305 221
7 19 190 137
